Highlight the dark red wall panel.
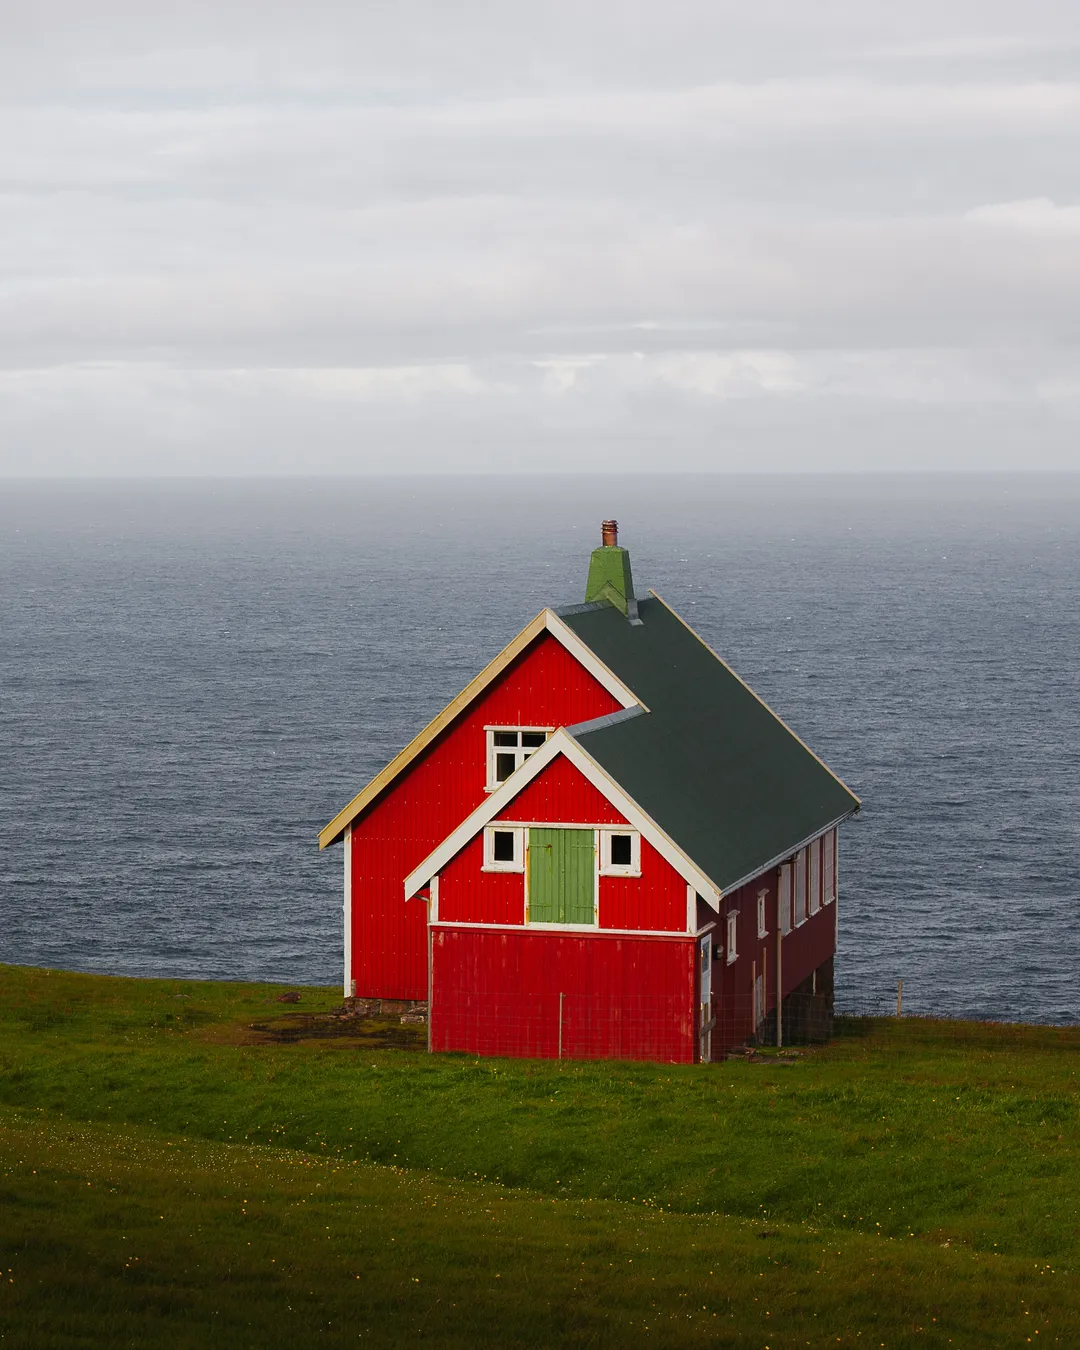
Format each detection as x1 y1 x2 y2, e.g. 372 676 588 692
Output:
349 632 621 998
707 832 842 1058
431 927 696 1063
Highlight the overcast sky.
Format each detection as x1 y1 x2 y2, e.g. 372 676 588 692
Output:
3 0 1079 474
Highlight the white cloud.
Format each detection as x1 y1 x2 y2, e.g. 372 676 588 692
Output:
965 197 1080 229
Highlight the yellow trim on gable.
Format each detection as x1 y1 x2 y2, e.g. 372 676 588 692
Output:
318 611 550 849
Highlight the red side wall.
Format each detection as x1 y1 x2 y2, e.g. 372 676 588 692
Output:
431 927 696 1063
348 633 621 998
708 831 839 1057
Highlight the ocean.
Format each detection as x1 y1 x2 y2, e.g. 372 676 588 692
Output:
1 474 1077 1023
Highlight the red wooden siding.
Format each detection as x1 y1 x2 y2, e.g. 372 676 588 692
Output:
438 833 524 927
436 826 686 933
419 752 690 933
600 839 687 932
431 927 696 1063
495 754 624 825
350 632 620 998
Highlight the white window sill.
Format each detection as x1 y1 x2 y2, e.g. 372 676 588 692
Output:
599 867 641 879
481 864 524 875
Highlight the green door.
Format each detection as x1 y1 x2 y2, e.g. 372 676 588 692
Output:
527 828 596 925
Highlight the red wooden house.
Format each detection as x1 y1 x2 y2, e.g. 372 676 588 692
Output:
319 522 860 1063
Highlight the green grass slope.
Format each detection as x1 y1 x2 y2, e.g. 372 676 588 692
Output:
0 964 1076 1348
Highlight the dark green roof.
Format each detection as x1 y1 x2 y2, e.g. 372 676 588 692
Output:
561 596 859 894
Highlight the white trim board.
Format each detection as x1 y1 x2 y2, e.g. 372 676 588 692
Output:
404 729 722 913
343 824 353 999
431 920 695 940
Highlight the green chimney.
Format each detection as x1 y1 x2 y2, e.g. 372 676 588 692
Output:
585 519 637 618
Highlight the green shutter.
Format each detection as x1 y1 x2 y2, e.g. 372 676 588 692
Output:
527 828 596 925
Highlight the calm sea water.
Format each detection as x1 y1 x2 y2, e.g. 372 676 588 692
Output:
1 475 1077 1023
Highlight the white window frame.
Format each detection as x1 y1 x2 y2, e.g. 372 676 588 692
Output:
598 828 641 877
484 726 553 791
757 889 768 939
779 864 792 936
726 910 738 964
823 830 836 905
794 848 808 926
482 824 524 873
809 838 821 916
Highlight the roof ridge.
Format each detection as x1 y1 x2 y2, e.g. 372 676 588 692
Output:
553 600 610 617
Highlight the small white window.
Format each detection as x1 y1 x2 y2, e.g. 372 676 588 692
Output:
779 863 792 935
823 830 836 905
599 829 640 876
483 825 524 872
809 839 821 916
726 910 738 964
757 889 768 939
485 727 551 790
794 848 808 926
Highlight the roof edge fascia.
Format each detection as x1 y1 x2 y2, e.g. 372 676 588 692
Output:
404 729 722 912
318 608 643 849
647 590 863 809
717 809 860 897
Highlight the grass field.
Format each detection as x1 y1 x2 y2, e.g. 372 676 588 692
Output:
0 964 1076 1347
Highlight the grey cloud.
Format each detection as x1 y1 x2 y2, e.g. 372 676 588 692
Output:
1 0 1079 473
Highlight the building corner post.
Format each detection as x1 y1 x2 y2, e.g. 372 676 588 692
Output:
343 825 353 999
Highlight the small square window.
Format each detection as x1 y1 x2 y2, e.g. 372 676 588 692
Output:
610 834 633 866
599 829 640 876
483 825 524 872
491 830 516 862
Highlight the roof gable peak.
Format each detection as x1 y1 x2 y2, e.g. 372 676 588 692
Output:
318 608 645 849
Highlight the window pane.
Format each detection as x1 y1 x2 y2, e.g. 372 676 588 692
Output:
493 732 518 747
610 834 633 866
521 732 546 749
495 753 516 781
492 830 516 862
